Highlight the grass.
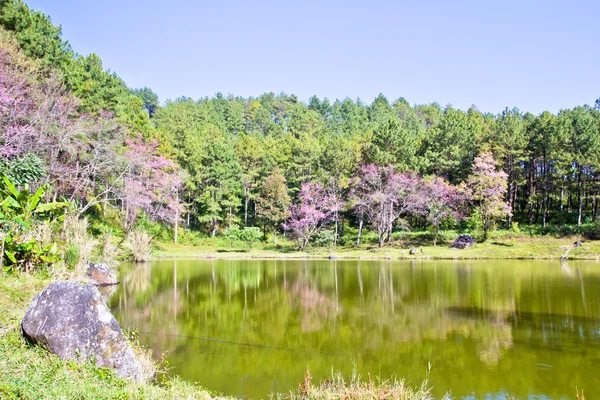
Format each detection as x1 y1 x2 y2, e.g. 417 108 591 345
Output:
0 273 226 400
0 272 440 400
152 234 600 261
275 369 444 400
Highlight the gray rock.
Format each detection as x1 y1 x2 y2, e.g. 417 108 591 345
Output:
450 234 476 249
21 282 144 382
86 263 119 286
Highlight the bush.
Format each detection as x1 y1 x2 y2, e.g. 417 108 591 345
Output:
224 226 262 244
314 229 335 247
0 177 67 273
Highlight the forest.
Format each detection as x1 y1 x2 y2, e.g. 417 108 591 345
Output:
1 0 600 268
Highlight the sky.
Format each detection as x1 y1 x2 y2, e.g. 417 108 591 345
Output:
25 0 600 114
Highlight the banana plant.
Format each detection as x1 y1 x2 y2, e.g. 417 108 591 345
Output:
0 176 69 272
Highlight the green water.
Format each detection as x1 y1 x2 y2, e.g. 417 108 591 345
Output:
108 259 600 399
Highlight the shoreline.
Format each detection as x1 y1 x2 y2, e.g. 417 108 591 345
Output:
150 237 600 262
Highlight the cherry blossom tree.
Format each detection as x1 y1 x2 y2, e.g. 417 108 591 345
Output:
352 164 420 248
285 182 333 250
416 176 463 246
465 153 511 240
122 136 183 232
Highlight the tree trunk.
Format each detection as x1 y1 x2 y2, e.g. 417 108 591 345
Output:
578 167 583 226
211 218 217 238
356 217 363 247
244 187 249 227
333 210 338 248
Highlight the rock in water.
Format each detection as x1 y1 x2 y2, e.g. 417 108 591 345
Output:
21 282 144 382
86 262 119 285
450 234 476 249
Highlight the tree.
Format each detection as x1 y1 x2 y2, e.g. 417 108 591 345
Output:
493 107 527 228
352 165 419 248
465 153 511 240
122 136 182 233
561 107 600 226
256 167 290 243
284 182 332 250
132 87 159 117
416 176 462 246
196 128 241 237
237 133 263 227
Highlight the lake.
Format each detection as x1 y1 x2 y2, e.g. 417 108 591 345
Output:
108 259 600 399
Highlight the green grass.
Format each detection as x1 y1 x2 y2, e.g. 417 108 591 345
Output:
152 234 600 261
0 273 226 400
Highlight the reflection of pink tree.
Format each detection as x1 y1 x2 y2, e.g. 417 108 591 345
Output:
290 282 339 333
285 182 333 250
352 164 420 247
416 176 463 246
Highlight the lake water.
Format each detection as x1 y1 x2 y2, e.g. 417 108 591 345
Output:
108 259 600 399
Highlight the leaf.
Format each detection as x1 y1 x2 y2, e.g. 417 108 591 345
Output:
39 255 59 263
5 250 16 264
34 202 70 213
1 196 19 210
1 176 18 198
28 185 46 212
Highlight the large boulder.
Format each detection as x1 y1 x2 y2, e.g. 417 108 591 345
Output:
86 262 119 285
450 234 476 249
21 281 144 382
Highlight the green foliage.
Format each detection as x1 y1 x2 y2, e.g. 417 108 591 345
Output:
3 0 600 249
0 154 45 186
314 229 336 247
63 244 79 270
224 226 262 243
511 221 520 233
0 176 67 272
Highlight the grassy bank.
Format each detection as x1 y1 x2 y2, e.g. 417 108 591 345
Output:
0 273 439 400
153 235 600 261
0 273 224 400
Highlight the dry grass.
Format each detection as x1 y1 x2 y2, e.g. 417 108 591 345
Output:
31 221 53 248
100 233 118 263
276 369 440 400
62 215 98 271
130 230 152 262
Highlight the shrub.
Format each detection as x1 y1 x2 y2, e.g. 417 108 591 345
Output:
0 176 67 273
224 226 262 246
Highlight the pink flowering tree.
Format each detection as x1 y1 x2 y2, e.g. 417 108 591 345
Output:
416 176 463 246
465 153 511 240
122 136 183 233
285 182 333 250
351 164 420 248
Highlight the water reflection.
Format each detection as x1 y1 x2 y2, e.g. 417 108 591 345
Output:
109 260 600 399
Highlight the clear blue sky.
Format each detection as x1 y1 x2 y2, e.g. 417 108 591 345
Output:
26 0 599 114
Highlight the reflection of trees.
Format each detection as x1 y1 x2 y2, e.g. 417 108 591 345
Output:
107 259 600 399
290 281 339 333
